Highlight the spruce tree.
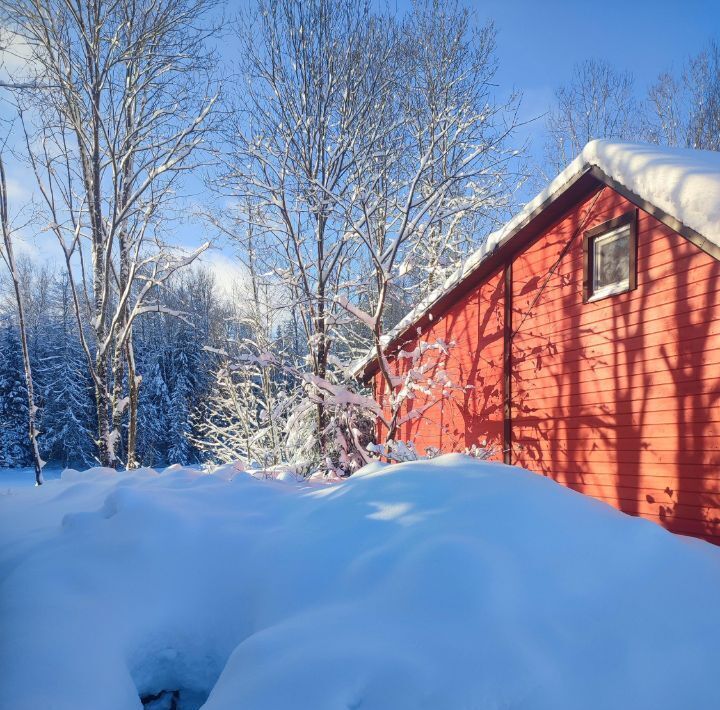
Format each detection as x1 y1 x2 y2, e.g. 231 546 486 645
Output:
136 358 171 466
38 324 95 467
0 325 32 468
167 355 192 465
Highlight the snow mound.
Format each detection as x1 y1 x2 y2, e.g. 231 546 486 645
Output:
1 455 720 709
61 465 118 482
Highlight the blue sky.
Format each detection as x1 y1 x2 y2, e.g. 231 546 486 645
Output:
470 0 720 160
2 0 718 277
483 0 718 90
220 0 720 233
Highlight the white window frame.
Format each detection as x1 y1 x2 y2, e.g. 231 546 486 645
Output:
583 211 637 304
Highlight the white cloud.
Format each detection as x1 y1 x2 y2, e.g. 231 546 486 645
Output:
11 227 58 266
199 250 250 297
5 176 32 203
0 28 36 88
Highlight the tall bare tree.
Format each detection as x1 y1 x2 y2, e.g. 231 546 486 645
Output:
219 0 524 457
0 155 43 483
399 1 522 295
545 59 642 173
338 0 524 441
1 0 219 466
647 39 720 151
218 0 396 458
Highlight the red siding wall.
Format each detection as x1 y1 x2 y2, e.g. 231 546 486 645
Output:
376 183 720 544
376 268 505 458
512 186 720 544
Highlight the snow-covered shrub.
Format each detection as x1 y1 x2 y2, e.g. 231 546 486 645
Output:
286 374 377 476
365 337 469 460
366 439 418 463
192 339 378 476
464 443 499 460
192 360 287 467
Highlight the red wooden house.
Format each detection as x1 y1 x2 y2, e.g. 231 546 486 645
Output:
357 141 720 544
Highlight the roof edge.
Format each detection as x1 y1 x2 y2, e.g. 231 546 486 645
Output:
588 164 720 262
352 140 720 381
350 159 598 380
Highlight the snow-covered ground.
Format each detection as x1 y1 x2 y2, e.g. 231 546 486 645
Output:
1 456 720 709
0 465 64 490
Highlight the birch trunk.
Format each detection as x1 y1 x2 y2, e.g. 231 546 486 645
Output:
125 337 140 468
4 0 218 467
0 156 43 484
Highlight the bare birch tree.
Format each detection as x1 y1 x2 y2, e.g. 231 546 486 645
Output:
1 0 219 466
0 155 43 483
218 0 524 460
545 59 642 173
398 2 522 295
647 39 720 151
218 0 396 459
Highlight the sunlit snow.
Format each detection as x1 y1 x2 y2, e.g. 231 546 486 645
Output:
1 455 720 709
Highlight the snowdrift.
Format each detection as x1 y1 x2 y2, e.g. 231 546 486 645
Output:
1 455 720 709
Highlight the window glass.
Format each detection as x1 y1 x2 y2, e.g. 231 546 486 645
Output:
592 225 630 295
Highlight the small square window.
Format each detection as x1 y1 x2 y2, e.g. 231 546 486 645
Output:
592 225 630 295
584 211 637 302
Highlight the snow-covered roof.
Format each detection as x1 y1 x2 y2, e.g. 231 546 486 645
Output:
354 140 720 378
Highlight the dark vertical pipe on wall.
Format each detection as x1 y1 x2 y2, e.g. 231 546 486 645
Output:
503 261 513 465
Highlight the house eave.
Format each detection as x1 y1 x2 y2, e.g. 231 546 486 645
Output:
353 165 602 381
354 144 720 383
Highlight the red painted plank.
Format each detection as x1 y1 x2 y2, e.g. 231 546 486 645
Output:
511 269 720 335
513 443 720 467
377 180 720 544
514 420 720 441
512 319 720 363
512 368 720 399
